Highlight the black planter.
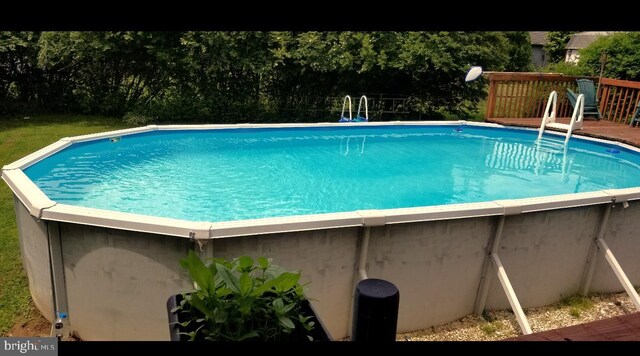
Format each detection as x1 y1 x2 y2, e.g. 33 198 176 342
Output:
166 293 332 341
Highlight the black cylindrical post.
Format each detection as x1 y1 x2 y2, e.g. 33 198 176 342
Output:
351 278 399 342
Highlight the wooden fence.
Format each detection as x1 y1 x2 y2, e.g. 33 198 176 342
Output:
486 72 640 125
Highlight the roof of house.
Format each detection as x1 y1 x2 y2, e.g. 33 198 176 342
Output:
529 32 548 46
566 32 613 50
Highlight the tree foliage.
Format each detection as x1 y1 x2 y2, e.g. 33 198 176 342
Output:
504 32 533 71
1 31 533 122
38 32 183 115
0 31 42 114
578 32 640 81
544 32 575 63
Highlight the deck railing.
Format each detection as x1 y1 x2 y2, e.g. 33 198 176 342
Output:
486 72 596 119
487 72 640 125
598 78 640 125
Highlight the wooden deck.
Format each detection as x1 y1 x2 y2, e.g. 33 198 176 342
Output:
486 118 640 148
507 312 640 341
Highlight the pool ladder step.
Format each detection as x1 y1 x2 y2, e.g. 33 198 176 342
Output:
537 91 584 145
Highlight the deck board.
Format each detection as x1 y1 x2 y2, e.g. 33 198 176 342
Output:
486 118 640 148
507 313 640 341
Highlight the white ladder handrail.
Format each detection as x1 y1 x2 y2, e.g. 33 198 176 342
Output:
341 95 352 121
565 94 584 144
537 91 557 139
340 135 367 155
537 91 584 145
356 95 368 121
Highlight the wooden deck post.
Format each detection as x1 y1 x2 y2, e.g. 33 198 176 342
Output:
486 76 497 119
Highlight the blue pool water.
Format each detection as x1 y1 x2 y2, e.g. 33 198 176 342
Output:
24 125 640 222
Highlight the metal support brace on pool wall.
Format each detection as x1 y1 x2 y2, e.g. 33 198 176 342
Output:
597 237 640 310
348 225 373 337
47 221 71 340
580 203 612 295
579 200 640 311
348 211 387 337
357 227 371 280
474 217 499 315
355 210 385 281
492 253 532 335
474 215 532 335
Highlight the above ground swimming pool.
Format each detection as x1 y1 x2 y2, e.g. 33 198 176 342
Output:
16 123 640 223
4 121 640 341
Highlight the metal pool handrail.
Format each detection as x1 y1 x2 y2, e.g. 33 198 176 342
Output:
340 95 352 122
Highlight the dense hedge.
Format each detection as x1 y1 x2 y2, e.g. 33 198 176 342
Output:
0 31 531 122
578 32 640 82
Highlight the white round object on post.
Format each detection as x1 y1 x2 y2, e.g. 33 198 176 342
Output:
465 66 483 82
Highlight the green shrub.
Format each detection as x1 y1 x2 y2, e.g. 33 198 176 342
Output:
579 32 640 81
172 251 317 341
3 31 534 121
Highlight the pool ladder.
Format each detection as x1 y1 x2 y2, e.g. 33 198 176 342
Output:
537 91 584 145
340 135 367 156
339 95 369 122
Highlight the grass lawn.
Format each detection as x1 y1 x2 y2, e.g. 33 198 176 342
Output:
0 115 130 336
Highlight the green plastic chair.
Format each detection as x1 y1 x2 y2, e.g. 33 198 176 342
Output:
566 79 602 119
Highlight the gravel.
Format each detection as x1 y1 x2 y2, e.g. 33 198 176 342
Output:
397 292 636 341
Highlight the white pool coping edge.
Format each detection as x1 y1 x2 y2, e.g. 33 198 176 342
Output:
3 120 640 239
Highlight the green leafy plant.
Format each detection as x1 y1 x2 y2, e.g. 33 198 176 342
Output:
171 251 318 341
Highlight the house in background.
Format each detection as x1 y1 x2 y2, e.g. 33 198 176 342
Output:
565 32 613 64
529 32 548 68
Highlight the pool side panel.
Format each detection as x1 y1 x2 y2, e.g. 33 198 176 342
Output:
364 217 493 333
58 222 193 341
207 227 360 340
11 194 640 340
13 196 54 323
483 206 600 310
590 201 640 293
